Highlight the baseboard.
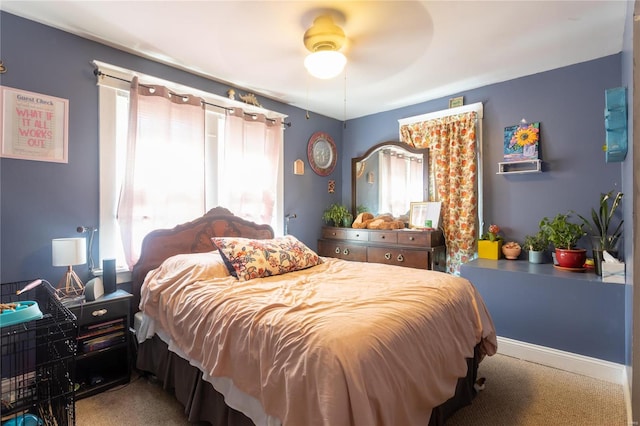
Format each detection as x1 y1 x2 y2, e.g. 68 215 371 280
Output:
622 366 633 426
496 336 625 384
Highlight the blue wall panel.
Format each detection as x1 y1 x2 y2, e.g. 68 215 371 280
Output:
461 260 625 363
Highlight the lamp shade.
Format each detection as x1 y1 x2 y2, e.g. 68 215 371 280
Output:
52 237 87 267
304 51 347 79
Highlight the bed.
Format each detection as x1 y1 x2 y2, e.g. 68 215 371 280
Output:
133 207 497 426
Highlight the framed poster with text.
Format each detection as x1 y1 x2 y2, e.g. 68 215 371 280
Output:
1 86 69 163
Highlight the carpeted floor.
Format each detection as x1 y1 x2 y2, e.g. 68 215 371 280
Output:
76 353 627 425
75 373 204 426
447 354 627 426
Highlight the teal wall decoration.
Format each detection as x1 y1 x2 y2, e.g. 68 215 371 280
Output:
604 87 627 162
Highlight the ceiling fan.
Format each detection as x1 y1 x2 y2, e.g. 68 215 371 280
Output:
296 4 432 85
302 14 347 79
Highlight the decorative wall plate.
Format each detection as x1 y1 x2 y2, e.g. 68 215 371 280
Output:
307 132 337 176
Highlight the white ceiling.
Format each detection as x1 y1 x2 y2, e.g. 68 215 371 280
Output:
1 1 628 120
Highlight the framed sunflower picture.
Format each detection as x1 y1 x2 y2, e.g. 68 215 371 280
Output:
503 121 540 161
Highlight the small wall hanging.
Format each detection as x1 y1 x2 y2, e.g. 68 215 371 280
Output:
503 120 540 161
307 131 337 176
448 96 463 108
1 85 69 163
604 87 627 163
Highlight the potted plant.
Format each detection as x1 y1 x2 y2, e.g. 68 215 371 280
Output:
575 190 623 275
539 213 586 268
477 224 503 260
343 212 354 227
502 241 522 260
523 230 549 264
322 203 351 227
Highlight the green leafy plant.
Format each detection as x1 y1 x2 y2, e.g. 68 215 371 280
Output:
523 230 549 252
574 190 623 251
322 203 351 227
539 213 585 250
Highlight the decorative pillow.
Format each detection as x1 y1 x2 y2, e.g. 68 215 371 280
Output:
211 235 323 281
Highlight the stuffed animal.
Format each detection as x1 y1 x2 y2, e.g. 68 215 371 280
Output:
352 212 374 229
352 212 405 230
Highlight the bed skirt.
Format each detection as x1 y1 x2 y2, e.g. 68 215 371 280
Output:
136 335 479 426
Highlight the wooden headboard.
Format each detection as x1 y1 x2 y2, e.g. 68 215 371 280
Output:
130 206 274 312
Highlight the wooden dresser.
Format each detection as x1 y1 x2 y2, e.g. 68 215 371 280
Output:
318 226 446 272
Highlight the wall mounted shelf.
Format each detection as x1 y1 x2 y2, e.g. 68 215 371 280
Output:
497 159 542 175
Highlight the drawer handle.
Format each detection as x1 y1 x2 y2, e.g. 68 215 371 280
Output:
409 236 415 241
355 234 360 238
332 232 336 236
384 253 391 260
397 254 404 262
381 235 385 239
92 309 108 317
343 249 350 255
335 247 341 254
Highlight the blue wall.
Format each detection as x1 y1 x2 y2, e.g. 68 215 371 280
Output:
1 12 632 368
342 55 623 246
0 11 344 284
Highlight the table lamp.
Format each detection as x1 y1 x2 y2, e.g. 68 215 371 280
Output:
52 237 86 296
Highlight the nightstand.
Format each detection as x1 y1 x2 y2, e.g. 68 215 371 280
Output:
66 289 132 399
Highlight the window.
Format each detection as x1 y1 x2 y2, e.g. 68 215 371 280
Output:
95 61 285 271
398 103 483 273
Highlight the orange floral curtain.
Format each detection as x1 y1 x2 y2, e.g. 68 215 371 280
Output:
400 111 478 274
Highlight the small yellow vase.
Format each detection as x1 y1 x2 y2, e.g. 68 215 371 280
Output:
478 240 503 260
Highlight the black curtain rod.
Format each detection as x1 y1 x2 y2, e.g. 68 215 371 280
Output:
93 69 291 127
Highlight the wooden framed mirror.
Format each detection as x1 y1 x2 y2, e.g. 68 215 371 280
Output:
351 141 429 219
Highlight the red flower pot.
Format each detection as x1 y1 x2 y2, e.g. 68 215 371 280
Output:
555 248 587 268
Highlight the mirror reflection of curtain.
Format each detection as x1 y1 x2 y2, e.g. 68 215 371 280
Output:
378 150 423 217
400 110 480 274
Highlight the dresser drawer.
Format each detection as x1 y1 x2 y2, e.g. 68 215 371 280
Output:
318 239 367 262
398 230 444 247
322 227 369 242
70 297 130 325
367 247 429 269
369 231 398 244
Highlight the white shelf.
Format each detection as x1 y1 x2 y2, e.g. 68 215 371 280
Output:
497 159 542 175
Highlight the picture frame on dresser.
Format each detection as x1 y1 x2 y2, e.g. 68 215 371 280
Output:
409 201 442 229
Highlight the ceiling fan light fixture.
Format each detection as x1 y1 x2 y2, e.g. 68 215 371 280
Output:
303 15 347 79
304 50 347 79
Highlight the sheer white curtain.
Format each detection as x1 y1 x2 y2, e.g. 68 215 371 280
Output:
408 157 423 202
219 108 282 228
378 151 423 216
118 77 205 268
